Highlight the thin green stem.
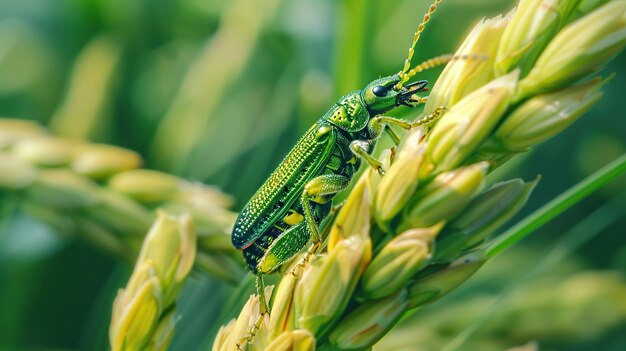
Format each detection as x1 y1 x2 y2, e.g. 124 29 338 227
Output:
333 0 374 94
443 196 625 351
486 153 626 258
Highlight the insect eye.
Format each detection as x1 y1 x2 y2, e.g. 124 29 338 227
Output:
372 85 388 97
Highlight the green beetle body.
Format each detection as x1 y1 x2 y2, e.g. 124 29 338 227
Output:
232 75 428 273
232 2 448 348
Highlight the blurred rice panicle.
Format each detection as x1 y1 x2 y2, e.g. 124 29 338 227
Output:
109 210 195 351
214 0 626 350
2 0 623 349
375 271 626 351
0 119 244 283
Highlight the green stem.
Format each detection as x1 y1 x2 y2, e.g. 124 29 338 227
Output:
486 153 626 258
443 196 624 351
333 0 374 94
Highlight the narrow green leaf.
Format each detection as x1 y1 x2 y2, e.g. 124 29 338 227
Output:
486 153 626 258
443 196 625 351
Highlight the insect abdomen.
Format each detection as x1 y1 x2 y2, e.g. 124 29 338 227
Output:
231 122 337 249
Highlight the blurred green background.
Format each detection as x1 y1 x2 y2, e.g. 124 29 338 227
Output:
0 0 625 350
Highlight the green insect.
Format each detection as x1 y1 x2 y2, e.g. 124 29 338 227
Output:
232 0 455 347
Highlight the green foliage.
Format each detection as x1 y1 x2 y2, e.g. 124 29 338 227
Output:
0 0 625 350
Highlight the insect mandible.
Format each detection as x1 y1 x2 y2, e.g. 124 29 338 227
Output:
231 0 460 347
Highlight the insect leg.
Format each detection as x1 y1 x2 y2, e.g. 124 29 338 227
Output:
301 174 350 243
369 116 412 144
369 107 446 140
350 140 385 175
385 126 402 145
290 174 350 276
257 221 309 273
412 106 446 126
236 274 269 350
256 274 268 314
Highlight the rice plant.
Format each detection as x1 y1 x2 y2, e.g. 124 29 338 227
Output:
213 1 626 350
0 0 624 350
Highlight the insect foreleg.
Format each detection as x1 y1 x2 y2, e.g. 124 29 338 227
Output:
369 106 447 142
412 106 446 126
367 116 408 145
369 116 413 135
385 127 402 145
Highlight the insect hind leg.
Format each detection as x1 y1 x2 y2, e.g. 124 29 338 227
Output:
237 274 269 350
301 174 350 243
257 221 310 274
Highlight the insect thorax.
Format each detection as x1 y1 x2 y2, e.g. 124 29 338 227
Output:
325 91 370 132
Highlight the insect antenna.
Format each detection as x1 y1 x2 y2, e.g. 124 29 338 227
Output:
396 0 443 89
404 53 488 80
